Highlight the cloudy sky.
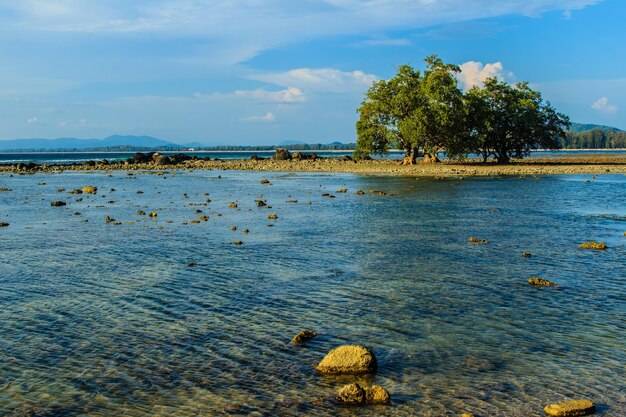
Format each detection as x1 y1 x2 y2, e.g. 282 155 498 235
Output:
0 0 623 144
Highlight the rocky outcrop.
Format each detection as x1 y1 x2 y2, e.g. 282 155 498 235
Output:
274 148 291 160
544 399 596 417
528 277 557 286
315 345 377 375
337 383 390 405
291 330 317 345
579 241 607 250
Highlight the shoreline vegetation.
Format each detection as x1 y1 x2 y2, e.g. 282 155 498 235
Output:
2 151 625 177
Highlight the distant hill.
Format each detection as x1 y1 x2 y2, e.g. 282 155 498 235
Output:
568 123 623 133
0 135 181 151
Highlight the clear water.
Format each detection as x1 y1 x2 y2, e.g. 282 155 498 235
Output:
0 170 624 417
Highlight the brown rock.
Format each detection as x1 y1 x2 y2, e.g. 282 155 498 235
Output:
50 201 67 207
579 241 607 250
149 211 158 217
544 399 596 417
315 345 377 375
337 383 366 404
528 277 557 286
267 214 278 220
136 210 146 215
364 385 390 404
82 186 97 194
291 330 317 345
469 237 488 243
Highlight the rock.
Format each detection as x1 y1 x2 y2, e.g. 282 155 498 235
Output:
522 252 532 258
355 190 365 195
528 277 557 286
154 155 171 165
364 385 390 404
105 216 115 223
337 384 390 405
51 201 67 207
198 215 209 221
255 200 267 207
274 148 291 160
291 330 317 345
469 237 488 243
228 202 238 208
579 241 607 250
149 211 158 217
267 214 278 220
544 399 596 417
461 414 475 417
136 210 146 215
315 345 377 375
231 240 243 245
230 226 238 231
0 222 9 227
242 229 249 233
68 188 83 194
82 186 97 194
336 188 348 193
260 179 271 184
337 383 366 404
0 188 11 192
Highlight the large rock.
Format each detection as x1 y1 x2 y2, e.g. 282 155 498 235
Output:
315 345 377 374
154 155 171 165
544 399 596 417
274 148 291 160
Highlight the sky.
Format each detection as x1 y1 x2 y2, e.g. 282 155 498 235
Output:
0 0 624 145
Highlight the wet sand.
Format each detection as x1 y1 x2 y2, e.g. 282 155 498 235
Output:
2 153 626 177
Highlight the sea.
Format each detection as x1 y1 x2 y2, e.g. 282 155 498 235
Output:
0 168 624 416
1 149 625 165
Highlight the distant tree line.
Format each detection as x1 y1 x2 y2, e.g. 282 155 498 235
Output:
562 129 626 149
355 55 571 163
0 143 357 153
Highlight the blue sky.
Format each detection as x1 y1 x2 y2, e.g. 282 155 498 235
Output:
0 0 624 144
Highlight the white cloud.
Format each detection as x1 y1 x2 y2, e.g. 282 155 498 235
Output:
456 61 514 91
242 112 276 122
251 68 377 93
234 87 304 103
591 97 617 114
0 1 601 65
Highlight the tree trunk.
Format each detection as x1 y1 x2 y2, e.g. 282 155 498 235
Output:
422 153 440 164
402 147 419 165
496 153 510 164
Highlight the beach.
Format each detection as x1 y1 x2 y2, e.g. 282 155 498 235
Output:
2 152 626 177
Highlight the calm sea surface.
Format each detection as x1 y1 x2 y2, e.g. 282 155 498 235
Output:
0 170 624 416
1 149 625 165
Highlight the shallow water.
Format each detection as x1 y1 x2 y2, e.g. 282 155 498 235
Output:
0 170 624 417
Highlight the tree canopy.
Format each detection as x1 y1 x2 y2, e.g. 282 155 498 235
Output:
355 55 570 163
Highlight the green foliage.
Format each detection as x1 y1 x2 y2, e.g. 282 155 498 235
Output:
466 79 570 162
355 55 571 163
563 129 626 148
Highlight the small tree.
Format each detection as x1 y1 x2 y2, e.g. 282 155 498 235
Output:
465 78 570 163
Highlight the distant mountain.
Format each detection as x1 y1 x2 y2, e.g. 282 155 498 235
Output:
568 123 623 133
0 135 180 151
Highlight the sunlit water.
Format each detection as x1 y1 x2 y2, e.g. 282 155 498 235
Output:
0 170 624 417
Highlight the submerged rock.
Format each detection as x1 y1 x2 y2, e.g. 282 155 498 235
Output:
337 383 365 404
337 383 390 405
316 345 377 375
468 237 488 243
291 330 317 345
50 201 67 207
522 252 532 258
528 277 557 287
544 399 596 417
579 241 607 250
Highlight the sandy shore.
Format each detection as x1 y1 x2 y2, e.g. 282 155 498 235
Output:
2 153 626 177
